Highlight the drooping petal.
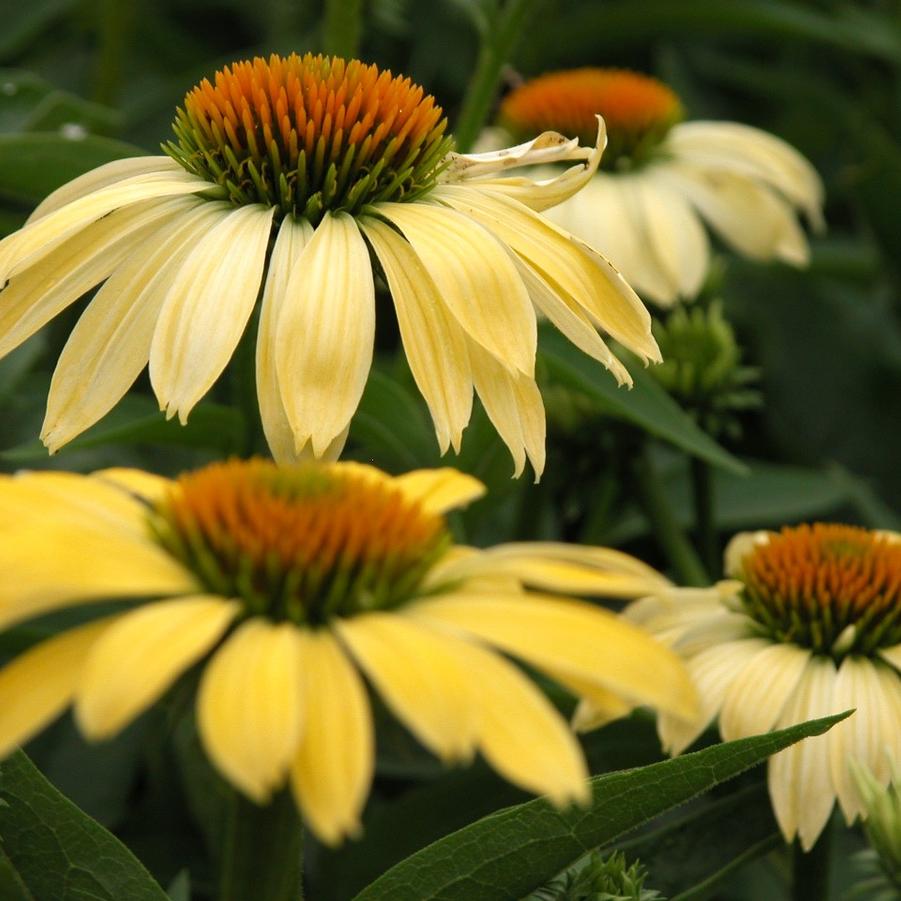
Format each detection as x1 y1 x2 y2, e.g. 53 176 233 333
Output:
150 204 274 423
431 185 657 362
336 613 478 762
0 524 198 631
375 202 536 376
255 216 314 463
445 130 588 179
666 121 824 229
75 596 239 740
0 170 210 283
291 629 373 845
571 689 635 733
828 657 898 823
391 468 486 514
0 618 113 758
768 656 840 850
408 592 698 723
274 212 376 456
658 161 809 266
360 215 473 453
718 641 810 741
90 468 172 505
198 619 303 802
42 200 227 451
657 638 768 755
28 156 184 222
878 643 901 672
0 197 189 360
468 339 545 479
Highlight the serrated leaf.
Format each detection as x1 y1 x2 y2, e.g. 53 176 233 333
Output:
539 328 746 474
0 750 169 901
354 712 849 901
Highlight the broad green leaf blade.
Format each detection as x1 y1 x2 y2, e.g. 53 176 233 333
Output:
0 750 169 901
539 328 746 474
354 712 849 901
0 132 142 206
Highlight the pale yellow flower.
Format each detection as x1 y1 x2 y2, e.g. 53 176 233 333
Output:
494 68 824 307
0 54 659 477
619 524 901 850
0 459 695 845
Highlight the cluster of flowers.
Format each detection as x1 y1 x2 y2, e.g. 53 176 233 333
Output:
0 53 895 856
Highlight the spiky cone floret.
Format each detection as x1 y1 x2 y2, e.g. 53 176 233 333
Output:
493 67 824 307
614 524 901 851
0 459 695 845
0 53 659 479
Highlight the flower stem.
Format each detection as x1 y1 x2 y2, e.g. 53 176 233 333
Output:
453 0 538 152
219 788 305 901
233 310 264 457
632 446 709 587
92 0 130 108
323 0 363 59
691 457 720 577
792 822 832 901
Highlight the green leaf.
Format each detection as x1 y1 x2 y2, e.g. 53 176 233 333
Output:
0 749 169 901
0 132 142 206
0 395 243 462
540 328 746 474
0 0 75 60
354 711 849 901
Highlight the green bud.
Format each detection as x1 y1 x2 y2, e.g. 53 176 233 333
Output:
528 850 664 901
851 760 901 897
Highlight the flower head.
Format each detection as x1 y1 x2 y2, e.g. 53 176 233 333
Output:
0 53 659 477
493 67 824 307
624 524 901 850
0 459 695 845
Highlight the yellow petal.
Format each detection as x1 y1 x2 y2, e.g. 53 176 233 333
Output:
0 170 209 283
0 197 189 360
718 641 809 741
197 619 303 802
0 523 197 630
75 596 239 740
433 185 657 363
880 643 901 671
28 156 184 222
150 204 274 423
360 215 473 453
468 339 545 479
768 656 839 850
446 130 589 179
466 118 606 211
409 592 698 722
90 468 172 505
392 468 486 514
274 212 375 456
449 637 589 805
291 629 373 845
42 200 227 451
571 690 635 733
255 216 314 463
0 618 113 758
375 202 536 376
336 613 477 761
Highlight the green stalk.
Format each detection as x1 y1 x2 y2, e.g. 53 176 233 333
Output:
93 0 130 107
632 446 708 587
691 457 719 577
453 0 539 152
323 0 364 59
792 821 832 901
219 788 305 901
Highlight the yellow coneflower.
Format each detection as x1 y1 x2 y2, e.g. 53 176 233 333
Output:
0 54 659 478
494 68 824 307
619 524 901 850
0 459 695 845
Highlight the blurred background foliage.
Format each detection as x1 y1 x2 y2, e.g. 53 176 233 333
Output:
0 1 899 898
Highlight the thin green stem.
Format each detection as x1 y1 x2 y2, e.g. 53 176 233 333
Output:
792 820 832 901
632 446 709 587
323 0 364 59
93 0 129 107
691 457 719 577
219 788 305 901
453 0 539 151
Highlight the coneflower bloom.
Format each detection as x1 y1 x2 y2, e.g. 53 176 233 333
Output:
0 54 658 477
622 524 901 850
494 68 824 307
0 459 695 845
